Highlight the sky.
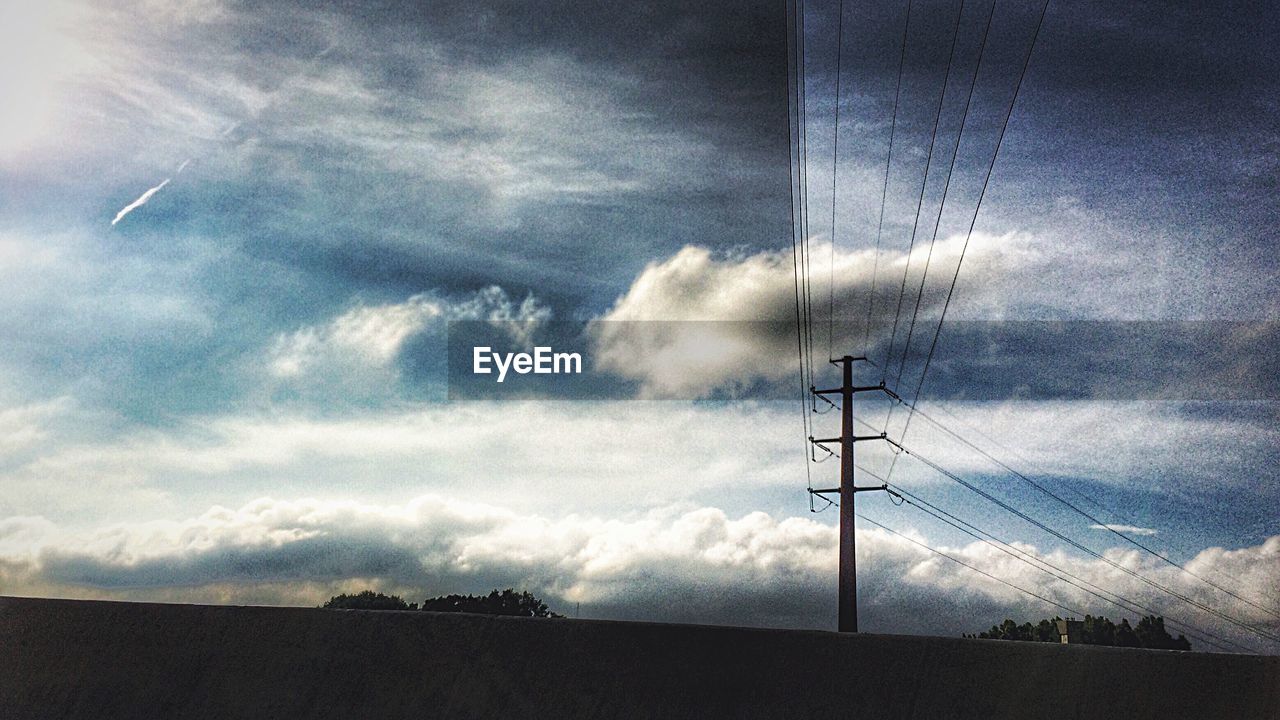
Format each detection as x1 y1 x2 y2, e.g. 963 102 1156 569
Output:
0 0 1277 652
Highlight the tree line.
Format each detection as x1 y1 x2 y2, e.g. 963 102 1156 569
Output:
322 588 563 618
967 614 1191 651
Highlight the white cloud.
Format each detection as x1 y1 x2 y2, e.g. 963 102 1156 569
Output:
2 394 1274 537
599 233 1035 324
0 398 73 456
266 285 549 387
590 234 1036 398
269 296 443 378
2 493 1276 650
2 400 804 523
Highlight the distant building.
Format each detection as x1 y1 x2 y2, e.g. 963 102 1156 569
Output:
1055 619 1085 644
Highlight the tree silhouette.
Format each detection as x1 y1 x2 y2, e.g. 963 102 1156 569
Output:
1115 618 1141 647
1135 615 1192 650
968 614 1191 651
322 590 417 610
322 588 562 617
421 588 563 618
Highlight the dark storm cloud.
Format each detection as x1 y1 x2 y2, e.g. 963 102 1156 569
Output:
1004 0 1279 241
41 534 429 588
204 0 794 307
805 0 1277 318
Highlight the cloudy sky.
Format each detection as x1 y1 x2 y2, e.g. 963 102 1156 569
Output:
0 0 1276 652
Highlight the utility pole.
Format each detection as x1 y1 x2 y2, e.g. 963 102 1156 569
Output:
838 356 857 632
810 355 896 633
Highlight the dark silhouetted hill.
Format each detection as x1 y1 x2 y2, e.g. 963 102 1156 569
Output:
2 596 1277 719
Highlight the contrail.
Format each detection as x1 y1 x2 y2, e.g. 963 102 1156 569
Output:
110 157 190 227
111 178 171 226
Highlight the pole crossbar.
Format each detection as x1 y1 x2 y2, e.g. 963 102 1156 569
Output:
813 384 890 395
812 384 900 404
810 433 886 444
810 485 892 495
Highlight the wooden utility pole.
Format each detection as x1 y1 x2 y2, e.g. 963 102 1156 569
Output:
810 355 894 633
838 355 857 632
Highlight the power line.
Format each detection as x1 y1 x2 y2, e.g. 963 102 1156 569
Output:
801 0 1271 652
798 0 817 397
786 0 816 509
929 399 1272 606
855 410 1275 648
883 0 1049 481
902 400 1280 623
886 481 1254 653
892 0 997 390
844 415 1254 650
858 511 1085 619
788 0 816 409
930 400 1137 527
839 0 1280 615
827 0 846 362
881 0 970 386
862 0 914 359
888 439 1280 645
